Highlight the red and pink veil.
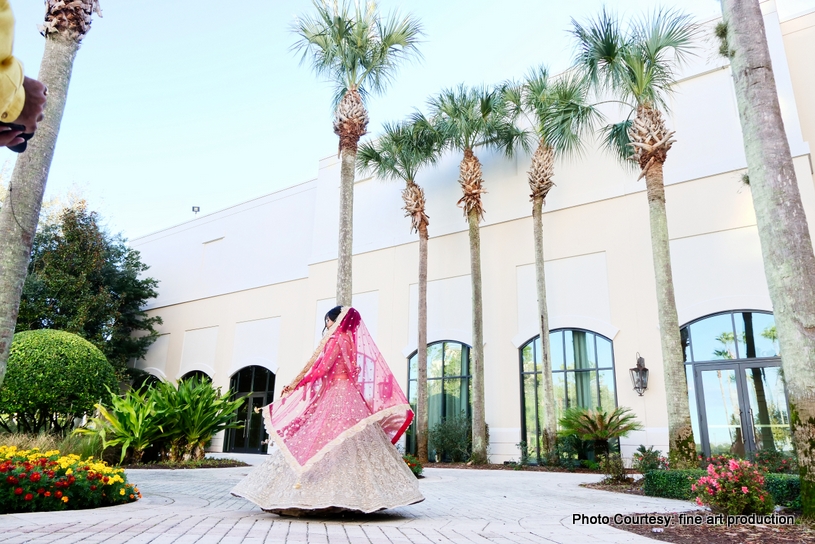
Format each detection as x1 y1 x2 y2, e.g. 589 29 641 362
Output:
262 307 413 473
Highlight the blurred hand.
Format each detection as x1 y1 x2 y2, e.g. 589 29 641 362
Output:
0 125 23 147
14 77 47 133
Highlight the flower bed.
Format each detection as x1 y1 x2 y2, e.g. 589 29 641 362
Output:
0 446 140 513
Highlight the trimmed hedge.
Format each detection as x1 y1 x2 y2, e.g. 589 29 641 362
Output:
643 469 704 500
765 473 801 508
643 470 801 507
0 330 118 434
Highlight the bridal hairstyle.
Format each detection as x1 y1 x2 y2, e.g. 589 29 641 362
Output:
323 305 343 333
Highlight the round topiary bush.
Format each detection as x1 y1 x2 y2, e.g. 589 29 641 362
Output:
0 330 117 434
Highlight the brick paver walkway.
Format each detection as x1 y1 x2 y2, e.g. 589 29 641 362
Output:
0 466 697 543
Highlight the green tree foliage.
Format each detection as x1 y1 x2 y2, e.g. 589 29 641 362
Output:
0 330 117 434
15 205 161 377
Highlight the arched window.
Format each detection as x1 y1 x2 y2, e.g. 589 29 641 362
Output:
225 366 275 454
681 311 790 457
179 370 211 383
405 341 471 457
520 329 616 462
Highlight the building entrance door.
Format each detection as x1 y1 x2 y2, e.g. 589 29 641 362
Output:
693 361 792 457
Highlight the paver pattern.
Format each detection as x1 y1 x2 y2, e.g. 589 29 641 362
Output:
0 466 696 543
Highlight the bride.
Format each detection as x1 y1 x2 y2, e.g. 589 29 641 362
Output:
231 306 424 514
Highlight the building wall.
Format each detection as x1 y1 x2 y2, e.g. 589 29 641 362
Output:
130 2 815 463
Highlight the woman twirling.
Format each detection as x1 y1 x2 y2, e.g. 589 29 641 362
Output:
231 306 424 514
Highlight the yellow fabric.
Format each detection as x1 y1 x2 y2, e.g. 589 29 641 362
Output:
0 1 24 123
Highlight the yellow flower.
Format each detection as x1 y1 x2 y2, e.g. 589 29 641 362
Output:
65 468 73 475
119 488 125 496
62 496 69 503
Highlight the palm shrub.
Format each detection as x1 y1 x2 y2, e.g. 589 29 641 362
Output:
558 406 643 459
152 377 245 461
74 387 162 464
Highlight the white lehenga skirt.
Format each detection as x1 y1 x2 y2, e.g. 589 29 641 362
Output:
231 423 424 514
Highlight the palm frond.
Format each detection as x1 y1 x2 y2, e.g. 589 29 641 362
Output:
357 118 442 183
291 0 423 110
600 119 636 167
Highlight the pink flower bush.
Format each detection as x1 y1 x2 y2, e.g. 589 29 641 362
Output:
693 458 773 515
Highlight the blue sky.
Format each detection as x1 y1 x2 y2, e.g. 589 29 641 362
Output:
3 0 808 239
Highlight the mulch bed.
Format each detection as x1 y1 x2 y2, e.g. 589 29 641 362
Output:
583 480 814 543
610 511 814 543
121 458 249 470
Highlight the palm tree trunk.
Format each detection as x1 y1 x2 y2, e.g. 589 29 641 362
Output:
644 162 696 468
416 222 429 464
532 196 557 462
722 0 815 518
336 148 355 307
468 207 487 463
0 34 79 387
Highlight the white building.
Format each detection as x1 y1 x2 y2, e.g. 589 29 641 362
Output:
130 3 815 463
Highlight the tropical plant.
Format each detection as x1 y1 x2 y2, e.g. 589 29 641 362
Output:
632 444 669 472
502 67 600 463
151 377 245 461
571 8 699 468
0 0 103 389
75 387 161 464
426 85 528 463
402 453 423 477
16 204 162 378
558 406 643 458
358 119 442 464
292 0 423 307
719 0 815 519
0 330 117 434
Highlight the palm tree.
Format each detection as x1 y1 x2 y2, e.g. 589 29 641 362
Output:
503 68 600 464
571 9 699 468
427 85 527 463
558 406 643 459
720 0 815 518
0 0 102 387
292 0 422 307
358 119 442 464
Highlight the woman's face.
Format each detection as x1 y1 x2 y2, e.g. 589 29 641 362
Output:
325 317 335 329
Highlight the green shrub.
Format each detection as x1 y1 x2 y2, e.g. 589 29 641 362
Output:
643 469 705 500
764 473 801 508
600 453 627 483
558 406 642 458
74 387 162 464
632 445 668 472
428 412 471 462
0 330 118 434
753 449 798 474
403 453 423 477
693 458 773 515
151 377 245 461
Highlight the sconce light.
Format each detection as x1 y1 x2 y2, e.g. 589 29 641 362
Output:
192 206 200 214
630 353 649 396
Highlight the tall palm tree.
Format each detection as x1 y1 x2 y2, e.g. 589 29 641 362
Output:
503 68 600 463
720 0 815 518
357 119 442 464
571 9 699 468
0 0 102 387
292 0 422 307
427 85 527 463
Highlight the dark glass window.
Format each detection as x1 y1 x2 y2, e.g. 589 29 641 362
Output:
180 370 211 383
405 341 471 458
520 329 617 462
225 366 276 454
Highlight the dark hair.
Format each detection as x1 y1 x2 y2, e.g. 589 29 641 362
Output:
323 306 343 333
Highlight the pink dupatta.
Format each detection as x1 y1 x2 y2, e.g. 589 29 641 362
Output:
262 307 413 473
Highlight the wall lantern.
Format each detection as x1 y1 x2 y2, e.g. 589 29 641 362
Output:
192 206 200 214
630 353 649 396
